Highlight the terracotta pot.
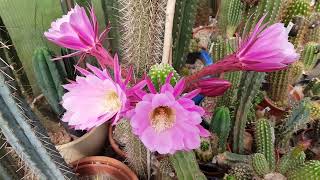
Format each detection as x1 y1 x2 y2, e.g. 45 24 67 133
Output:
71 156 138 180
108 125 127 158
259 85 302 119
56 123 108 163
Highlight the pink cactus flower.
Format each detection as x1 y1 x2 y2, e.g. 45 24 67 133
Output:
185 15 299 84
186 77 231 97
61 55 146 130
129 75 210 154
44 4 113 68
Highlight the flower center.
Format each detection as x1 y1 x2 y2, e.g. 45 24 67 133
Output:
105 90 121 112
150 106 176 133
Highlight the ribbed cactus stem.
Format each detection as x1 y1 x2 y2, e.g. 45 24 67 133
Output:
290 61 304 84
32 48 65 116
252 153 270 177
172 0 199 70
243 0 283 35
255 118 276 171
218 0 243 37
301 42 320 71
278 145 306 175
169 151 206 179
228 163 254 180
266 68 291 107
287 160 320 179
0 67 75 178
216 152 252 166
211 37 239 62
277 99 311 149
210 106 231 153
283 0 311 25
195 138 214 162
233 72 266 154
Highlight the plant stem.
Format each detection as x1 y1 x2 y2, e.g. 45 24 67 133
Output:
162 0 176 65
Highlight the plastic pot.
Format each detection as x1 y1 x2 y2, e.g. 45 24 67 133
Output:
56 123 108 163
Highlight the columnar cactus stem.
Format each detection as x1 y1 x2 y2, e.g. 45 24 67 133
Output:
301 42 320 71
251 153 270 177
287 160 320 179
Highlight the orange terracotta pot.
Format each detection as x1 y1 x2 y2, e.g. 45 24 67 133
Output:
71 156 138 180
259 85 303 119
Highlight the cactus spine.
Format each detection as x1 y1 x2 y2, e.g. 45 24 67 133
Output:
210 106 231 152
195 138 214 162
211 37 239 62
148 63 180 91
287 160 320 179
169 151 206 180
301 42 320 71
255 118 276 171
172 0 199 70
310 102 320 120
228 163 254 180
290 61 304 84
233 72 266 154
283 0 311 25
251 153 270 177
218 0 243 37
32 48 66 116
117 0 167 76
0 64 75 178
266 68 291 107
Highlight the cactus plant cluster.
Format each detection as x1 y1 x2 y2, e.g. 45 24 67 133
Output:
300 42 320 71
148 63 180 91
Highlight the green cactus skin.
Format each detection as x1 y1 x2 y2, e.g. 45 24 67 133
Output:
266 68 291 107
210 106 231 153
278 145 306 175
188 38 201 53
310 102 320 120
316 1 320 13
216 71 242 108
283 0 311 26
287 160 320 180
303 78 320 97
218 0 244 37
101 0 121 54
116 0 166 76
0 17 33 100
61 48 76 81
233 72 266 154
211 37 239 62
252 153 270 177
223 174 237 180
169 151 206 180
0 67 75 178
277 99 311 149
172 0 199 70
228 163 254 180
216 152 252 166
301 42 320 71
242 0 283 35
32 48 66 116
255 118 276 171
148 63 180 91
195 138 214 162
290 61 304 84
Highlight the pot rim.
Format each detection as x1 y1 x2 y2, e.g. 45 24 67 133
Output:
108 124 127 158
57 123 107 149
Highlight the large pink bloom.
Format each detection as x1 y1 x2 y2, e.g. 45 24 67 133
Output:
185 15 299 83
44 4 113 68
130 75 210 154
61 55 145 130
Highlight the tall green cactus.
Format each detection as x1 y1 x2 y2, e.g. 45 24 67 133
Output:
32 47 66 116
211 37 239 62
0 64 75 179
169 151 206 180
300 42 320 71
242 0 283 35
218 0 244 37
233 72 266 154
251 153 270 177
266 68 291 107
277 99 312 149
290 61 304 84
210 106 231 152
283 0 311 25
255 118 276 171
116 0 167 76
172 0 199 70
287 160 320 179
